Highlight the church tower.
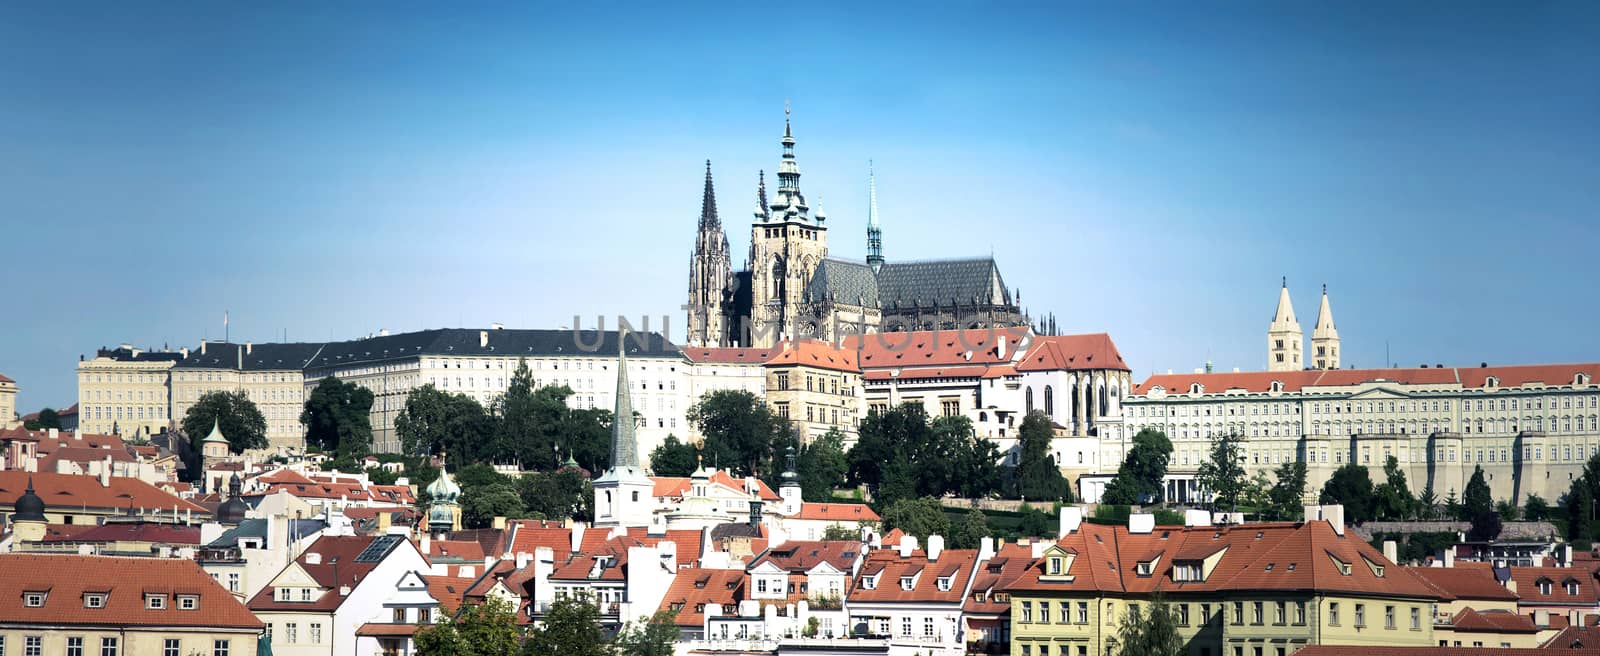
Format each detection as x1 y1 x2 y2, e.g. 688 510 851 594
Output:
748 104 829 347
686 161 732 347
1267 278 1303 372
593 331 654 528
866 162 884 273
1312 284 1340 370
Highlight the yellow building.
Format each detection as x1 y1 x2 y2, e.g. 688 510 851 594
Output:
172 340 319 453
764 339 862 444
0 553 263 655
76 344 182 438
1006 512 1440 656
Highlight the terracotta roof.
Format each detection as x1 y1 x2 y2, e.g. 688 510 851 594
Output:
424 539 487 562
851 548 978 604
1447 607 1538 633
0 554 262 629
255 468 316 485
1406 566 1519 601
1135 370 1325 395
657 567 745 627
843 327 1030 370
40 446 136 472
966 543 1037 614
41 522 202 545
1508 566 1599 605
247 534 406 612
1544 625 1600 650
0 372 12 383
793 502 880 522
652 471 780 501
357 622 426 637
0 470 209 515
425 574 477 613
765 340 860 373
1016 334 1129 372
683 346 782 365
750 540 863 574
1459 363 1600 389
507 520 594 556
0 427 125 453
863 365 992 382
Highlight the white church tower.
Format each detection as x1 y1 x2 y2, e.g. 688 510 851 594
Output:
1312 284 1340 370
594 331 655 528
1267 278 1303 372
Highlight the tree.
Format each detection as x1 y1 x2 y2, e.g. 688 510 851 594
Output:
461 484 526 529
1417 486 1440 520
414 597 521 656
879 497 950 542
22 408 60 431
1373 456 1416 521
523 596 609 656
616 609 680 656
950 508 990 549
1195 433 1247 511
1526 493 1551 521
1461 466 1493 520
1469 510 1503 542
1109 596 1183 656
1241 471 1272 511
797 429 849 502
821 524 860 541
300 376 374 459
648 435 698 477
517 469 593 522
1265 460 1307 521
848 403 1000 506
1018 506 1053 538
690 390 790 477
1319 464 1375 523
1103 429 1173 505
395 385 493 461
183 390 268 453
1014 411 1072 502
1495 499 1521 522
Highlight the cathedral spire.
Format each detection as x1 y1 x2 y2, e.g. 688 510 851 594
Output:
867 160 884 273
699 160 719 230
1312 284 1341 370
755 170 769 220
1268 278 1303 372
610 331 639 470
772 102 809 220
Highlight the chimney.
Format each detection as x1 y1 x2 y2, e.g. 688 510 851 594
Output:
1059 506 1084 536
897 534 917 558
927 535 944 562
201 339 207 355
479 331 489 348
1184 509 1211 527
73 430 81 441
1536 610 1550 627
979 537 996 562
1444 547 1455 569
1565 544 1575 566
306 552 322 565
493 516 507 530
1129 513 1155 534
180 347 189 359
48 428 58 440
516 552 533 570
98 461 111 487
1383 540 1399 564
246 342 253 356
339 585 351 596
570 525 585 553
421 535 431 555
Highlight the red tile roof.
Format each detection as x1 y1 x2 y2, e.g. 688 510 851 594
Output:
1447 607 1538 633
652 471 780 501
1016 334 1129 372
255 468 316 485
357 622 425 637
0 373 12 383
793 502 880 522
844 328 1031 369
0 554 262 629
41 522 202 545
658 567 745 628
425 575 477 614
1508 566 1599 606
424 539 488 562
1406 566 1519 601
966 544 1037 614
683 347 782 364
750 540 863 574
852 548 978 604
1544 625 1600 650
766 340 860 373
247 535 405 612
0 470 209 515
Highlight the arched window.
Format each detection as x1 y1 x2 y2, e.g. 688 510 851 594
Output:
1044 386 1054 415
1025 388 1034 414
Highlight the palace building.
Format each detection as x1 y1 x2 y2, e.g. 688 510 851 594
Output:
685 109 1029 349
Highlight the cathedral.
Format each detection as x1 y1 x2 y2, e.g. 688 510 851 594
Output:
686 110 1029 348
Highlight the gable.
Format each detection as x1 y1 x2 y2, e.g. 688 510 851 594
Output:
270 563 320 589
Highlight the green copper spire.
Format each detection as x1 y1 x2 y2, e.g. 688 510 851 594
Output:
867 160 883 273
609 330 639 469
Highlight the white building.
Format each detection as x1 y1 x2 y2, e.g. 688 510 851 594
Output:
248 533 432 656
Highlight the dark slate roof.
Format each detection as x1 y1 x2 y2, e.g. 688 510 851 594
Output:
305 328 681 371
175 342 327 371
875 257 1012 309
805 257 880 307
205 518 327 548
93 347 184 363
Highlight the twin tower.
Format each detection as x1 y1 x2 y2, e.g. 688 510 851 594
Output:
1267 279 1341 372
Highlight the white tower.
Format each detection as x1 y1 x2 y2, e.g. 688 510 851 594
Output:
1312 284 1340 370
778 446 802 517
1268 278 1303 372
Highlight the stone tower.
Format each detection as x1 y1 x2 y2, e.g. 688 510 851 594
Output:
686 161 732 347
1312 284 1340 370
748 105 828 347
866 161 884 273
1268 278 1303 372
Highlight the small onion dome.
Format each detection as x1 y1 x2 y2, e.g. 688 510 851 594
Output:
13 477 46 522
217 474 248 524
427 468 461 504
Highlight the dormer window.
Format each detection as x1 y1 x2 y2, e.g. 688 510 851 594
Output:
1485 376 1499 388
863 576 877 590
1049 558 1062 575
1577 373 1591 386
1568 580 1581 596
1136 562 1154 577
900 576 915 591
145 594 167 610
1328 554 1352 576
1270 381 1284 393
937 577 953 592
1172 562 1204 582
23 591 46 607
1539 580 1553 595
84 593 107 608
1190 383 1203 395
177 595 198 610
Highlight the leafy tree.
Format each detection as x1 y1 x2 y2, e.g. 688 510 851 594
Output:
1569 486 1596 542
1319 463 1375 523
1265 460 1307 521
365 466 400 486
1014 411 1073 502
616 609 680 656
648 435 698 477
517 469 593 522
1461 466 1493 521
22 407 60 430
1241 471 1272 511
848 404 1000 506
690 390 790 477
300 376 374 459
395 385 494 461
1468 510 1503 542
1018 506 1053 538
1373 456 1416 521
414 597 521 656
1109 596 1183 656
821 524 860 541
462 484 526 529
1526 493 1551 521
950 508 990 549
183 390 268 453
1102 429 1173 505
455 463 514 491
523 596 609 656
798 429 850 502
933 415 1005 500
1195 433 1247 511
879 497 950 542
1495 499 1521 522
1416 486 1440 520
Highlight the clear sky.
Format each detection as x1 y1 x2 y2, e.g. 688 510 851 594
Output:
2 1 1597 411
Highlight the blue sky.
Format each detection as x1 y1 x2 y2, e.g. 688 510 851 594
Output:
2 2 1597 410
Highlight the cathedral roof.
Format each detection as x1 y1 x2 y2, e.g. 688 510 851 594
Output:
875 257 1011 309
805 258 879 307
1016 334 1130 372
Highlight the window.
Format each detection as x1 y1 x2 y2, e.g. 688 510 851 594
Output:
1077 601 1089 624
213 639 230 656
1355 604 1366 627
1329 602 1340 626
1022 601 1034 622
1252 601 1263 625
69 637 86 656
146 594 167 610
1294 602 1306 625
286 623 298 643
1411 607 1421 630
923 617 935 637
394 608 407 623
301 588 313 601
25 636 42 656
22 592 45 607
901 617 912 636
1041 601 1052 623
84 593 106 608
1060 603 1070 624
1178 603 1191 626
311 623 323 643
100 637 119 656
1233 601 1244 625
1386 605 1396 629
1049 557 1062 575
162 639 180 656
1274 601 1285 625
1568 580 1581 596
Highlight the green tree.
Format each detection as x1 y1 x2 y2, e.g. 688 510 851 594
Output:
1319 463 1375 523
1018 506 1053 537
22 407 60 431
648 435 699 477
1265 460 1307 521
523 596 609 656
848 404 1000 505
1109 596 1183 656
879 497 950 542
1417 486 1440 520
1373 456 1416 521
395 385 494 461
1195 433 1247 511
1495 499 1521 522
517 469 593 521
1014 411 1073 502
462 484 526 529
798 429 850 502
1526 493 1551 521
1468 510 1503 542
949 508 990 549
183 390 268 454
935 415 1005 500
689 390 789 477
300 376 374 459
1102 429 1173 505
616 609 680 656
821 524 860 541
414 597 521 656
1461 466 1493 520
